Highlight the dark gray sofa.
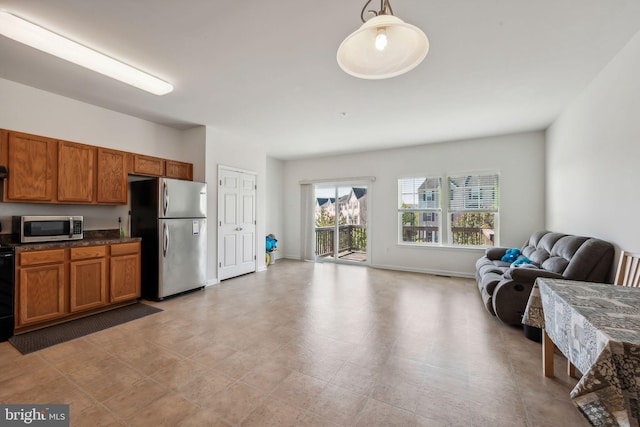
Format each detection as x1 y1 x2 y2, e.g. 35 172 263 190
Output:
475 230 614 326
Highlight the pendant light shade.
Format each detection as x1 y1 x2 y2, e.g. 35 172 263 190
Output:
337 3 429 79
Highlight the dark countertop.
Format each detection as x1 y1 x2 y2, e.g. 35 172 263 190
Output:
0 230 141 252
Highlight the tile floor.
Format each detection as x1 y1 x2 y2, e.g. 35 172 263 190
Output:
0 260 589 426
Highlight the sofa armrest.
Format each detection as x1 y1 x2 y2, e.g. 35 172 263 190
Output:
485 247 509 261
493 279 536 326
506 268 564 284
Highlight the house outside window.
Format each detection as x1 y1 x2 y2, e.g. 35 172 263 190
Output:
398 173 499 247
447 173 499 246
398 177 442 244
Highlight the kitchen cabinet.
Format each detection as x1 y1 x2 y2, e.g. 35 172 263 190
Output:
69 246 107 313
109 242 141 303
1 128 194 205
97 148 129 204
57 141 96 203
17 249 66 327
1 130 57 202
14 240 141 334
132 154 165 177
165 160 193 181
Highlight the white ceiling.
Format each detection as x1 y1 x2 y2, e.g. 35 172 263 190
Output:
0 1 639 160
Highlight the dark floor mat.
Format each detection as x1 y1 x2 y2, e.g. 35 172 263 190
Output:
8 303 162 354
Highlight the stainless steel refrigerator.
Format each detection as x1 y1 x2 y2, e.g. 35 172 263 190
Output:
130 178 207 300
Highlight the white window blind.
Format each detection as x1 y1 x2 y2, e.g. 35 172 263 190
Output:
448 174 499 212
399 177 441 209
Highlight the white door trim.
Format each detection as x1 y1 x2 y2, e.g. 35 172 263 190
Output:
217 165 257 280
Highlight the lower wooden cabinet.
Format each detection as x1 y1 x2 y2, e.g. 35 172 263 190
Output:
15 242 141 332
70 246 107 313
19 262 66 326
110 242 141 303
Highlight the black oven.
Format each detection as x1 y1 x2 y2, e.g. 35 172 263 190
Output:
0 247 14 342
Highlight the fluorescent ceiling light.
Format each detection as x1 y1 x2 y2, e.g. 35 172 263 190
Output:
0 10 173 95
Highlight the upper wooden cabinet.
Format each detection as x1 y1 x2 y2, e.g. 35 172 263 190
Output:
1 129 193 204
97 148 129 204
1 130 57 202
165 160 193 181
58 141 96 203
132 154 165 177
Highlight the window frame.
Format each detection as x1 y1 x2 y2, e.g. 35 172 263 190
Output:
397 176 442 246
446 172 500 247
397 172 500 248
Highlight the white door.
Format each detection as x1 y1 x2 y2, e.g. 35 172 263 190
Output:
218 167 257 280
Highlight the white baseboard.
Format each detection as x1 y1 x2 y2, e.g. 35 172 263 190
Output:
369 263 475 279
204 279 219 287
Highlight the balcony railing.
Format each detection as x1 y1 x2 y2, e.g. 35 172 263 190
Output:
315 225 366 257
402 226 494 246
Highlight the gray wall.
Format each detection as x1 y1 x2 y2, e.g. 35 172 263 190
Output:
546 29 640 252
281 131 546 277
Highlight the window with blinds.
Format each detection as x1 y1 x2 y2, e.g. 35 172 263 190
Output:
447 173 499 246
398 177 442 244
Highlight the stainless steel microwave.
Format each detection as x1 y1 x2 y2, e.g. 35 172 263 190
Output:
12 216 83 243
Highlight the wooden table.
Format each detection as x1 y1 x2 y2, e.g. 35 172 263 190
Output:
523 278 640 427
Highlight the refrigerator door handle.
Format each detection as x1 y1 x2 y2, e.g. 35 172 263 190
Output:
163 223 169 257
163 181 169 217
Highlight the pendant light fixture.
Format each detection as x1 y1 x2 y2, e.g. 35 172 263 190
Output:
0 11 173 95
337 0 429 80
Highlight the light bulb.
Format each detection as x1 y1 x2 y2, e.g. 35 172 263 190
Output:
375 28 387 51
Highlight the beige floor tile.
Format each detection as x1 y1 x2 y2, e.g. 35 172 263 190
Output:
67 357 146 402
75 404 127 426
102 378 168 420
175 407 232 426
38 338 111 374
0 260 596 426
150 357 208 389
371 380 422 413
207 382 266 424
209 350 262 380
271 371 328 410
240 360 293 392
0 358 63 401
355 398 416 427
8 376 94 415
126 393 200 427
176 370 234 406
241 397 305 426
307 383 368 425
330 361 380 396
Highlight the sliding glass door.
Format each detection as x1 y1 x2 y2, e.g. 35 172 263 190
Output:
314 183 368 264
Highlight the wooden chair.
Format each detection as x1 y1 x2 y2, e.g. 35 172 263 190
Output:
564 251 640 378
614 251 640 287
